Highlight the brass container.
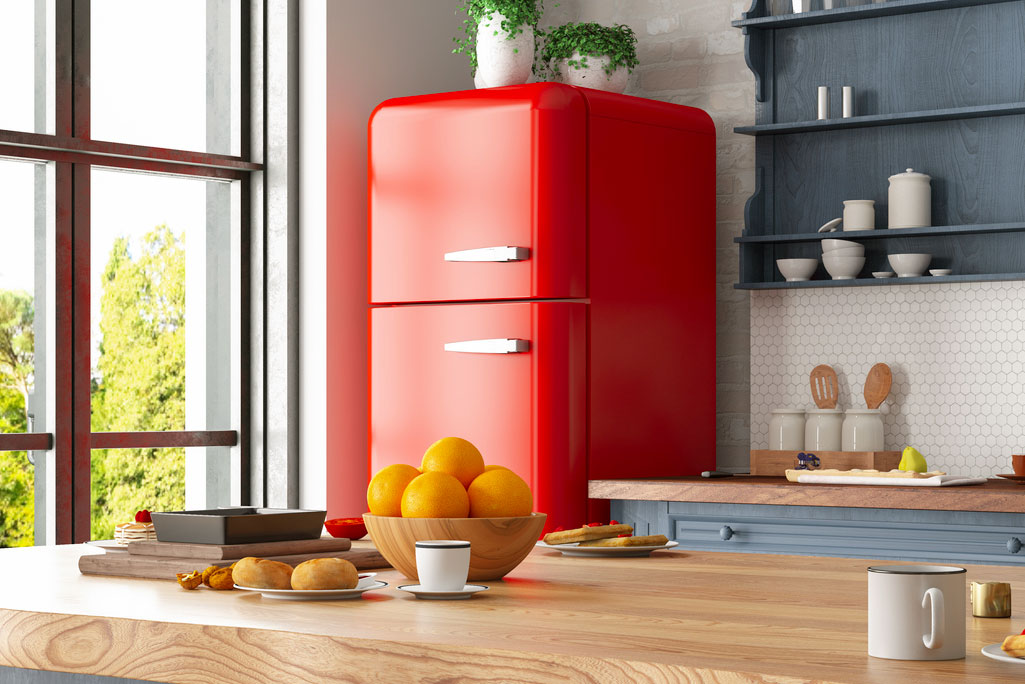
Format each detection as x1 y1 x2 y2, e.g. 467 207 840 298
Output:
970 581 1011 618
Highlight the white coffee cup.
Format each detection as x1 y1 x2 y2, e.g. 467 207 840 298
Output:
414 540 470 591
867 564 966 660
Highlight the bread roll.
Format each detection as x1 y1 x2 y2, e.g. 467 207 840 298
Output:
291 557 359 590
232 557 293 589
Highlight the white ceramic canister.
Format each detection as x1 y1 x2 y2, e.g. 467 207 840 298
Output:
888 168 932 229
842 409 884 451
868 564 966 660
842 199 875 231
805 408 843 451
768 409 806 450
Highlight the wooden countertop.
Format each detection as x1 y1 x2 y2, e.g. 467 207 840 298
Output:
1 543 1024 682
589 476 1025 513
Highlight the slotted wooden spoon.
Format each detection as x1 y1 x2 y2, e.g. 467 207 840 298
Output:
809 365 839 409
864 363 892 409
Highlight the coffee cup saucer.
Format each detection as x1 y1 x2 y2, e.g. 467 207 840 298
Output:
397 584 489 600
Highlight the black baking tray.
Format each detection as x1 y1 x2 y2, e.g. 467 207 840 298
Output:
150 508 327 545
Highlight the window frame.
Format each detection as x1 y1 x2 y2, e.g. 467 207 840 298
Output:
0 0 265 543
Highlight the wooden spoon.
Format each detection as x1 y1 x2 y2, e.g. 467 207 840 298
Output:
864 363 892 409
809 365 839 409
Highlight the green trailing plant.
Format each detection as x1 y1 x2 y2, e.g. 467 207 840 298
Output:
452 0 545 76
542 22 639 78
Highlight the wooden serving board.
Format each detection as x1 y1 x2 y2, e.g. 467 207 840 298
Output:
79 548 390 581
124 536 351 560
750 450 901 476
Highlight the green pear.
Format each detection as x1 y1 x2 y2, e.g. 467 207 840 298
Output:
898 446 928 473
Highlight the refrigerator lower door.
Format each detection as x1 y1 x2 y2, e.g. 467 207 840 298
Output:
371 301 586 533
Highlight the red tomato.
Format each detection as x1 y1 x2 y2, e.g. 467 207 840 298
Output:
324 517 368 540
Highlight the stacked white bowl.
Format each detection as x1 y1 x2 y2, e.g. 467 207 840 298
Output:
821 238 865 280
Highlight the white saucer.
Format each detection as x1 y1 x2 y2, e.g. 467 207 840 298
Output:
234 573 385 600
982 643 1025 664
397 584 489 600
535 540 679 557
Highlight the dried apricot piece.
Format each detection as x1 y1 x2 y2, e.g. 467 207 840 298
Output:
202 565 222 586
176 570 202 590
208 567 235 590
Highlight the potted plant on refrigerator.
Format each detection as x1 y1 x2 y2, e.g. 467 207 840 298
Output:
453 0 543 88
542 22 639 94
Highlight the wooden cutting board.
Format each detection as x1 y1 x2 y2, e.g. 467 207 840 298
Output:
125 537 352 560
79 548 390 581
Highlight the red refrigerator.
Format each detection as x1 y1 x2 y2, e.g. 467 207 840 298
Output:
369 83 715 534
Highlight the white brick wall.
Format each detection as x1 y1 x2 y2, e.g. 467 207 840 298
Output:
546 1 755 470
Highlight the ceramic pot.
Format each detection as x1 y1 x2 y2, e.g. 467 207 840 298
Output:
842 409 884 451
888 168 931 229
805 408 843 451
558 53 628 93
769 409 806 450
475 11 533 88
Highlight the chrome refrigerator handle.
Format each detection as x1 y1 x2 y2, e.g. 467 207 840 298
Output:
444 246 530 262
444 338 530 354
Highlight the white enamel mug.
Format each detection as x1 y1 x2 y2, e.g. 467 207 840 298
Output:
867 565 966 660
415 540 470 591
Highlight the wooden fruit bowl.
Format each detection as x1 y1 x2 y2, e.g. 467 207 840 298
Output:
362 513 547 581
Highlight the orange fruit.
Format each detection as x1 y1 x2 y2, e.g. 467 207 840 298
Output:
366 464 421 517
483 464 509 472
420 437 485 488
400 472 470 518
467 468 533 518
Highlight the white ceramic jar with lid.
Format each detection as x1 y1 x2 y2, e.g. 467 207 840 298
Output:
888 168 931 229
842 409 884 451
805 408 843 451
768 409 806 450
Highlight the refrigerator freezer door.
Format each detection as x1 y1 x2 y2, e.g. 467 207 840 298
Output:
369 84 587 304
371 302 586 533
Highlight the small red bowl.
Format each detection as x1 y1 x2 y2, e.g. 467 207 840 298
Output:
324 517 368 540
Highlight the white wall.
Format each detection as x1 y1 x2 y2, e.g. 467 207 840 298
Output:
300 2 472 513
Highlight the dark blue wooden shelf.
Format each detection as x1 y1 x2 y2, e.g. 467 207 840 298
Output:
735 222 1025 244
735 272 1025 290
732 0 1021 30
734 103 1025 136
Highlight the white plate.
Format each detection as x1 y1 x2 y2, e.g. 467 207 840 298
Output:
535 540 679 557
397 584 489 600
982 643 1025 664
234 573 384 600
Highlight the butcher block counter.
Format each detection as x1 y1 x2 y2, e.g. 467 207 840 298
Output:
589 476 1025 513
1 542 1024 683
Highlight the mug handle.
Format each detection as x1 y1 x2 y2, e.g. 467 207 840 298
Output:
922 587 945 649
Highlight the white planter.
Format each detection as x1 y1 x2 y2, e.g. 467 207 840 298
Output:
475 11 533 88
558 52 628 93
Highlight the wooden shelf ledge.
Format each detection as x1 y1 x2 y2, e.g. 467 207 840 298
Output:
588 476 1025 513
733 0 1020 30
735 272 1025 290
735 222 1025 244
735 102 1025 136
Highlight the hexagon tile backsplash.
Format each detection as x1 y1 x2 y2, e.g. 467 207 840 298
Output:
750 282 1025 478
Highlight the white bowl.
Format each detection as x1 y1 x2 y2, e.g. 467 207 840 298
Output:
822 254 865 280
827 246 866 258
776 258 818 282
821 238 863 254
888 253 931 278
872 271 895 279
929 269 952 277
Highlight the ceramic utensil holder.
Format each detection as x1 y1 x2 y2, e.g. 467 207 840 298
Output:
769 409 806 450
